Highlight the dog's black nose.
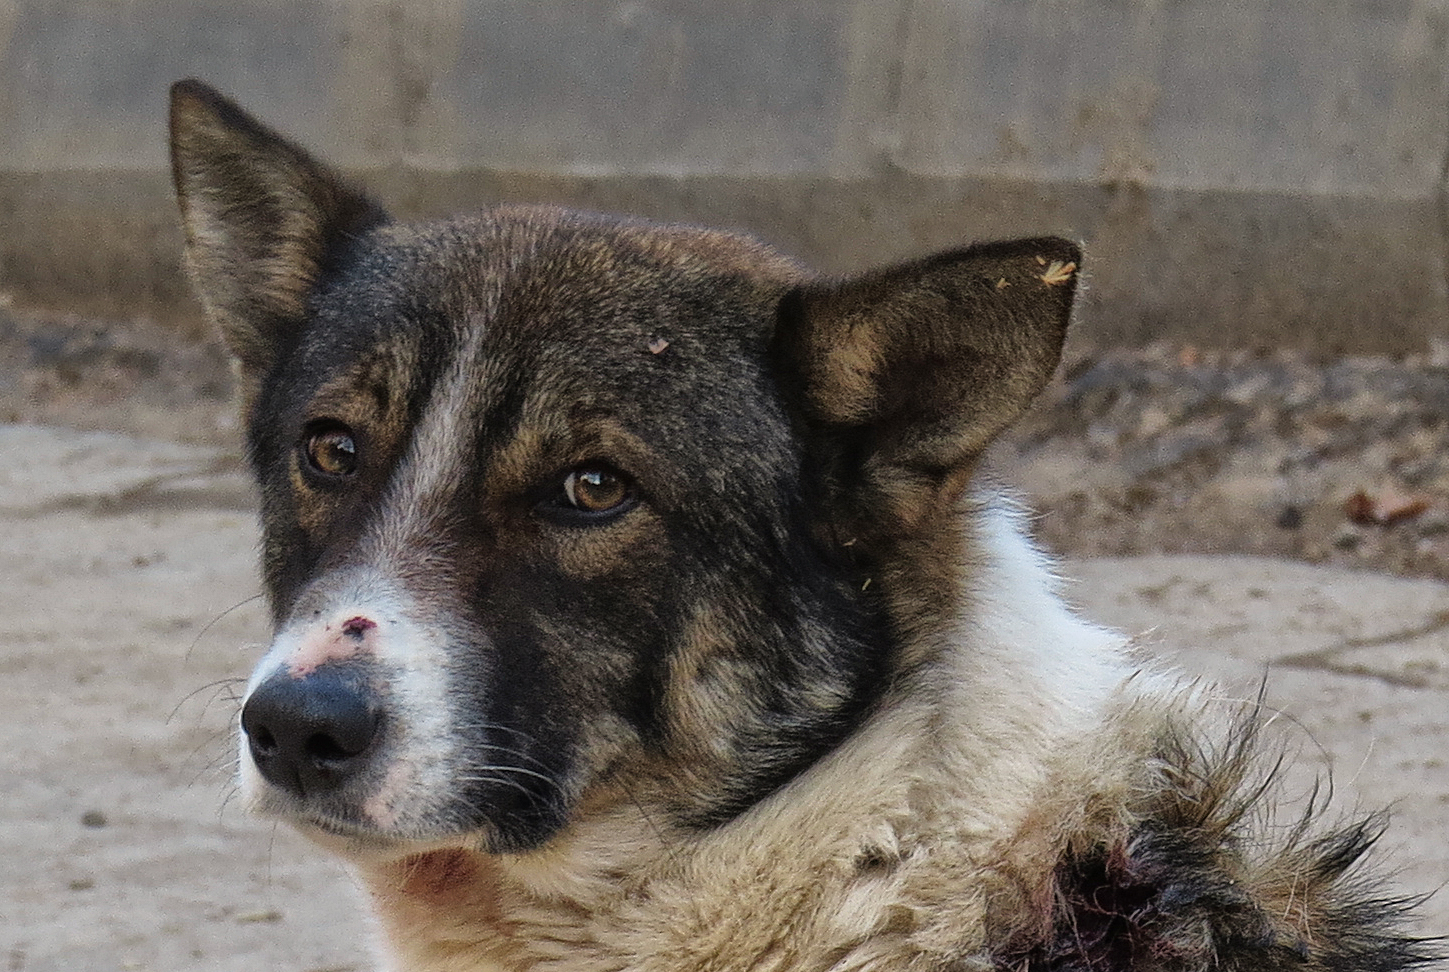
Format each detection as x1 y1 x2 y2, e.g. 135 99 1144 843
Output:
241 670 379 798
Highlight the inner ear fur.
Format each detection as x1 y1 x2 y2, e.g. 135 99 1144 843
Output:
169 79 388 377
773 237 1080 533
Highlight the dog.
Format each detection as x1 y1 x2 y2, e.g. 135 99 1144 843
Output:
169 78 1435 972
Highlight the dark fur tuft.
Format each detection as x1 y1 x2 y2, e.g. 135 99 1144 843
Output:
1004 712 1442 971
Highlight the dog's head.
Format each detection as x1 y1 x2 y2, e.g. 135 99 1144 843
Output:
170 80 1080 857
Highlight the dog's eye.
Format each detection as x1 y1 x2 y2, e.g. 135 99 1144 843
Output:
302 423 359 479
553 465 635 519
564 467 631 513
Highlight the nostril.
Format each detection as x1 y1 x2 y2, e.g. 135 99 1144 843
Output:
307 731 358 763
302 703 376 763
341 615 376 639
250 725 279 759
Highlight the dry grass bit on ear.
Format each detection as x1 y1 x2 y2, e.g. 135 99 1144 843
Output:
1040 261 1076 286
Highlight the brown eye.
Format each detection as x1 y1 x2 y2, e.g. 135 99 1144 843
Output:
561 466 633 516
303 424 359 478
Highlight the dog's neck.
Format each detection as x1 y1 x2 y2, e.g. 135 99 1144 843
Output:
352 495 1146 972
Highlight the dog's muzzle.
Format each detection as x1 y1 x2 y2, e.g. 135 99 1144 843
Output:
236 585 466 840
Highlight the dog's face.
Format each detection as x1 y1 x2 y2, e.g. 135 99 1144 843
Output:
170 80 1080 857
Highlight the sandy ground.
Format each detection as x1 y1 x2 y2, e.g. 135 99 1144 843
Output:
1 422 1445 972
0 426 372 972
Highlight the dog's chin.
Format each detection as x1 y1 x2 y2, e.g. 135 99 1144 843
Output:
259 800 495 865
242 779 558 865
305 819 489 866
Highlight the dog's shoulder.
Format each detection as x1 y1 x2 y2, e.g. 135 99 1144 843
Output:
948 498 1439 972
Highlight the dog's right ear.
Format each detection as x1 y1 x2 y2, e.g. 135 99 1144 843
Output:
169 79 388 378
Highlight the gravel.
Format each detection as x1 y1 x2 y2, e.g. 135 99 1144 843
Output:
997 341 1449 580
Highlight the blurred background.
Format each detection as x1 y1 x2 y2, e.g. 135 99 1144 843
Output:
4 4 1449 971
2 0 1445 348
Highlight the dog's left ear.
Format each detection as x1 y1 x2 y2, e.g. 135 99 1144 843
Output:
169 79 388 380
773 237 1079 533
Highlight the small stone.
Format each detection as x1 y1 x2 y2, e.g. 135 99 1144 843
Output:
1332 527 1363 551
68 877 95 891
1275 505 1304 530
1428 336 1449 368
1417 511 1449 537
80 810 107 828
1136 405 1172 438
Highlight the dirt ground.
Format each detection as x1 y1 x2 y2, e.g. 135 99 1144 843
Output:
1 306 1445 970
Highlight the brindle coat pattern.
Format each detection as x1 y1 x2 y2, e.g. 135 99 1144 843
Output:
170 80 1437 971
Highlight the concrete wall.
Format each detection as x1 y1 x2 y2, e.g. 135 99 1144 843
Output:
2 0 1447 350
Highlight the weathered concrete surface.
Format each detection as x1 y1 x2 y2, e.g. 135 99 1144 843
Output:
2 0 1448 350
3 168 1443 353
7 1 1442 186
1 426 1444 970
0 426 372 972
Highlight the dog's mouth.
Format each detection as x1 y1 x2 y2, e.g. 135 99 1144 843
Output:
246 783 499 862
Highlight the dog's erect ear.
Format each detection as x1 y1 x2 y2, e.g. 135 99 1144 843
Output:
773 237 1079 532
169 79 388 377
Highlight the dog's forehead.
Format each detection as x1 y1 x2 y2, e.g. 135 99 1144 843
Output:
276 208 808 494
303 208 803 391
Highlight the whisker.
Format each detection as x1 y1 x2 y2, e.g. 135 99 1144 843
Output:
188 739 241 789
452 721 541 742
463 744 558 774
450 723 557 772
217 780 242 818
622 779 676 857
168 676 247 724
184 594 266 665
454 764 561 788
451 773 540 800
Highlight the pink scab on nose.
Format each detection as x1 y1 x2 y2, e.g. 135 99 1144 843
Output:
286 616 377 677
342 616 377 639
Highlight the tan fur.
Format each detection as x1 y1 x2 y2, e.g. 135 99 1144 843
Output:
358 680 1328 972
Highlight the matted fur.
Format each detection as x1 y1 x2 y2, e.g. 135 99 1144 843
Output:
166 80 1438 972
